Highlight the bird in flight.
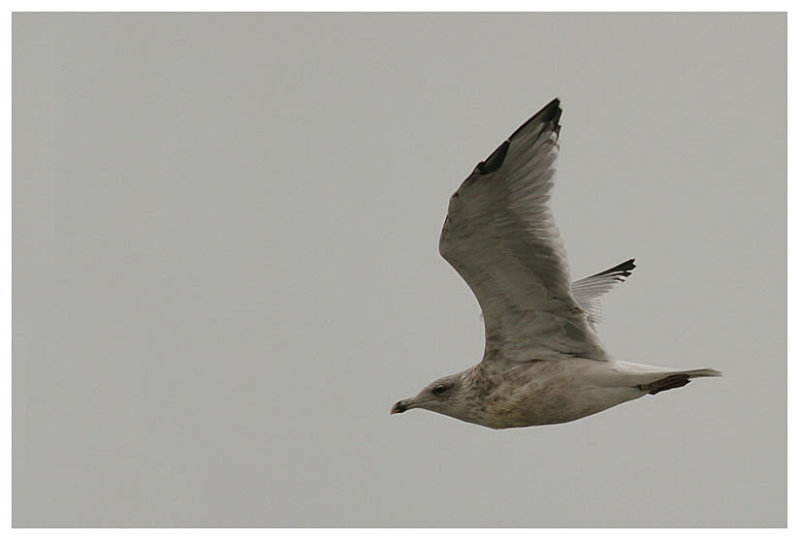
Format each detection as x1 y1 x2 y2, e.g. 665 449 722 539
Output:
391 98 720 428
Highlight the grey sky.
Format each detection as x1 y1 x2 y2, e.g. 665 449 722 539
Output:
13 13 785 527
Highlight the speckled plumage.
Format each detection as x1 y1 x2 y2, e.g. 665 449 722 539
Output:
391 99 721 429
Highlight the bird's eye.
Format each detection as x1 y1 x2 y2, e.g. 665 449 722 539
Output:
432 384 448 396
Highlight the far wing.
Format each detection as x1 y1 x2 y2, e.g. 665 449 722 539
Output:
439 99 607 363
571 259 636 328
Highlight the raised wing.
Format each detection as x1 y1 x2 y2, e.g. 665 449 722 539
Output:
439 99 607 363
571 259 636 328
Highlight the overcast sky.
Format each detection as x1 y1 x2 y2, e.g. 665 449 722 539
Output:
13 13 785 527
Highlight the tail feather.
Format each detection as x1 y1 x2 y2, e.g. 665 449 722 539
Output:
605 360 722 389
638 368 721 395
683 368 723 378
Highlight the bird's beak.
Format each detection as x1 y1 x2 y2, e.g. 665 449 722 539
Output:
391 399 413 414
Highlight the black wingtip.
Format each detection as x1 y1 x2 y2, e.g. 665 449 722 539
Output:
476 140 510 175
537 97 561 122
475 98 562 176
509 97 562 140
590 258 636 279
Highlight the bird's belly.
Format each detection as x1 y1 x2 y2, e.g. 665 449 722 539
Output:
481 361 643 428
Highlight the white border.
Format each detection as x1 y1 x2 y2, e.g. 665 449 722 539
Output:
3 2 792 539
1 1 797 13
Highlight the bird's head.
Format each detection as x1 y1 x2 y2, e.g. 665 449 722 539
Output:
391 373 467 419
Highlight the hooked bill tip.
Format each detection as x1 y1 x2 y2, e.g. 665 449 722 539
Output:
390 401 408 414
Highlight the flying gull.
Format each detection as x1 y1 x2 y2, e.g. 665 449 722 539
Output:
391 98 721 428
